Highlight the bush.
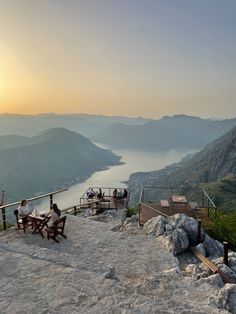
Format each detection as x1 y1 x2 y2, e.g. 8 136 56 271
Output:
126 207 138 218
203 210 236 250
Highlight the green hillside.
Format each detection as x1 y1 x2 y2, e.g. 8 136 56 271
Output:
0 128 120 202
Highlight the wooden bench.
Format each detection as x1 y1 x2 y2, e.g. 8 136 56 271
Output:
190 246 218 273
160 200 169 208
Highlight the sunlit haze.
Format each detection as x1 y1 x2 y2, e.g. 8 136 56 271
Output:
0 0 236 118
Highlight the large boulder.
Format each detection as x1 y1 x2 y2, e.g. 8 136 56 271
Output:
161 227 189 256
195 243 206 257
198 274 224 288
164 214 205 246
228 256 236 273
203 234 223 257
216 283 236 313
143 215 166 237
144 214 206 254
218 264 236 284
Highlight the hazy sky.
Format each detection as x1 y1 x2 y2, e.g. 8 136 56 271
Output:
0 0 235 118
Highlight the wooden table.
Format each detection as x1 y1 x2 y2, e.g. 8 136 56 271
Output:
28 213 51 238
171 195 187 210
171 195 187 204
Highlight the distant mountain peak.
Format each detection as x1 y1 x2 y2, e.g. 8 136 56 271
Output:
161 114 203 120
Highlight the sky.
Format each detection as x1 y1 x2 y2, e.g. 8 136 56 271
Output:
0 0 236 118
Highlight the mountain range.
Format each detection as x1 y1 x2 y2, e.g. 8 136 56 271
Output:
93 114 236 151
0 128 120 203
0 113 149 138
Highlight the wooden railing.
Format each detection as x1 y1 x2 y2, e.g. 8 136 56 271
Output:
0 186 130 231
0 188 68 231
201 188 217 220
79 186 129 207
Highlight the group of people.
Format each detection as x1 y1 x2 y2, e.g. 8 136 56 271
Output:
86 188 104 200
86 188 128 200
112 188 128 199
18 199 61 226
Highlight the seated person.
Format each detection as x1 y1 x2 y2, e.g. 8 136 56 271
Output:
87 188 95 199
18 199 33 216
49 203 61 226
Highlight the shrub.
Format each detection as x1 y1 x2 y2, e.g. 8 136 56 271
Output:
203 210 236 250
126 207 138 218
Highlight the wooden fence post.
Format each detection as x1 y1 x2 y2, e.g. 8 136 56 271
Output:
1 207 7 230
197 219 202 244
223 241 229 266
1 191 6 230
49 194 53 210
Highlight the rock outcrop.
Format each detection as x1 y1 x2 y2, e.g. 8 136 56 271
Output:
143 213 207 255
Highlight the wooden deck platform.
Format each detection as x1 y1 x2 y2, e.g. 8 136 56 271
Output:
139 202 212 225
80 196 128 212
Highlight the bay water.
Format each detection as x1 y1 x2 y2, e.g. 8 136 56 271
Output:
39 146 194 210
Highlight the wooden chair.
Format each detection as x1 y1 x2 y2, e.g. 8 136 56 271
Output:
45 216 67 243
13 209 32 232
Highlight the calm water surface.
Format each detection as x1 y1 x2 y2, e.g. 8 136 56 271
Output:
39 146 194 210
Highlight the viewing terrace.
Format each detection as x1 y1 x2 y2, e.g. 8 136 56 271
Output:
0 187 129 231
139 186 217 225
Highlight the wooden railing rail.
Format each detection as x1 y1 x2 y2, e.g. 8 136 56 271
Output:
201 188 217 219
139 202 169 225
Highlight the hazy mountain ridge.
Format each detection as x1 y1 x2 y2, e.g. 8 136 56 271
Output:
127 126 236 206
0 113 149 138
0 127 121 203
93 115 236 151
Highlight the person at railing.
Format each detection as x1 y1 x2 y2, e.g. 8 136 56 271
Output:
18 199 33 216
87 188 95 199
97 188 103 200
112 188 117 198
123 189 128 198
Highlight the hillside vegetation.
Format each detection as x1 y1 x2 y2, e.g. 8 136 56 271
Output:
0 128 120 202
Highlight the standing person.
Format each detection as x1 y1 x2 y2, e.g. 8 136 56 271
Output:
50 203 61 225
18 199 33 216
97 188 103 199
123 189 128 198
112 188 117 198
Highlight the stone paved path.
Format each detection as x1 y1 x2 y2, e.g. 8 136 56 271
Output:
0 215 228 313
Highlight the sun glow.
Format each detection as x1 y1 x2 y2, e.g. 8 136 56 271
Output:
0 43 37 113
